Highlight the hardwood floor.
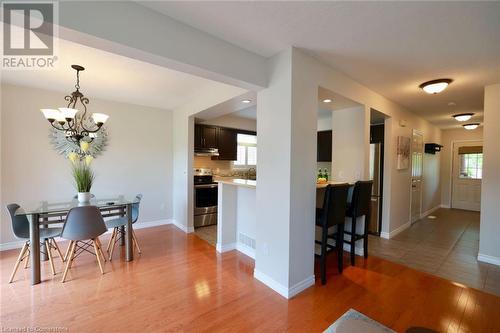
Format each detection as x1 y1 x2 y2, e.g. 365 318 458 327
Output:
1 224 500 332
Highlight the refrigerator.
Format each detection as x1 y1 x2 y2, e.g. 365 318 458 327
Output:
369 143 382 234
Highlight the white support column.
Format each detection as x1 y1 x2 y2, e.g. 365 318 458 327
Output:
254 48 317 299
216 183 237 253
331 106 369 183
478 83 500 266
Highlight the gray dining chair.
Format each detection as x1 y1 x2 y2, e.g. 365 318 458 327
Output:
7 203 64 283
106 194 143 261
60 206 107 283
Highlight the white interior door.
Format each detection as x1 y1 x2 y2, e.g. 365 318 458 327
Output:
410 131 423 223
452 141 482 211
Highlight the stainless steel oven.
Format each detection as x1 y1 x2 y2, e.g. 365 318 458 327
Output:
194 168 218 227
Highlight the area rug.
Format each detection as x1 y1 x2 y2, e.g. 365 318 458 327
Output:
323 309 396 333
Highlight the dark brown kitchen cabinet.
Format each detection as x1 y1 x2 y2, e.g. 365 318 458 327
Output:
317 130 332 162
215 127 238 160
195 125 218 149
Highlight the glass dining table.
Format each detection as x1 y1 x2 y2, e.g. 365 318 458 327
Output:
14 196 140 285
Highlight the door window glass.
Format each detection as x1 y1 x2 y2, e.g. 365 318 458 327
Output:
459 153 483 179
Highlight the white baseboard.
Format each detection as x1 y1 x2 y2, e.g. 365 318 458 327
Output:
421 205 441 218
254 269 315 299
380 221 411 239
0 218 173 252
478 253 500 266
441 204 451 209
171 220 194 233
216 242 236 253
236 242 255 259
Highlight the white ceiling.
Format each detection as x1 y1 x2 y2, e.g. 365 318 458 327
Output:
140 1 500 128
1 38 238 111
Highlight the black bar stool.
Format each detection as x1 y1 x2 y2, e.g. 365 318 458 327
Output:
315 183 350 285
343 180 373 266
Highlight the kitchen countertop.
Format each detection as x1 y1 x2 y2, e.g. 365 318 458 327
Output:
316 181 354 188
216 178 257 189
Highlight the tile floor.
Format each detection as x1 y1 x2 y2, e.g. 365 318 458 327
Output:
194 225 217 246
369 208 500 296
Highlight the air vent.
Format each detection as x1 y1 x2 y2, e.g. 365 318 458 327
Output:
239 233 256 249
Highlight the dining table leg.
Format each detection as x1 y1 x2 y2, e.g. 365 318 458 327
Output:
29 213 41 285
125 204 133 261
40 216 49 261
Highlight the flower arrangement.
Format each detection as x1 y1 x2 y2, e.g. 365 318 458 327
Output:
68 141 95 202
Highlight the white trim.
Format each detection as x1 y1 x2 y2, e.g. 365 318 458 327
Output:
288 275 315 298
478 253 500 266
0 218 174 252
253 269 315 299
171 220 194 233
236 242 255 259
420 205 441 218
440 204 451 209
216 242 236 253
380 221 411 239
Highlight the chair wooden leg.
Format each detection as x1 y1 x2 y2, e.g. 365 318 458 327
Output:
132 229 141 254
64 241 73 262
350 216 356 266
93 239 105 275
108 230 117 261
95 237 106 262
45 239 56 276
51 238 64 262
106 228 115 253
337 223 344 274
24 249 30 269
69 241 77 268
320 225 328 285
9 242 29 283
61 241 76 283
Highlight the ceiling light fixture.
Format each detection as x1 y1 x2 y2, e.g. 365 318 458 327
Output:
419 79 453 94
463 123 479 130
453 113 474 122
322 99 332 103
40 65 109 145
241 99 251 104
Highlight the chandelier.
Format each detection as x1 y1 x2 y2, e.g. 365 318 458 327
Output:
40 65 109 145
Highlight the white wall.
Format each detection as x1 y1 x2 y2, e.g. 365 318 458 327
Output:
479 83 500 264
200 113 256 132
1 84 173 246
284 48 442 238
440 127 483 208
331 106 369 182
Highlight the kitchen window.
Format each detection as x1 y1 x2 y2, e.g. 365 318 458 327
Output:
233 133 257 167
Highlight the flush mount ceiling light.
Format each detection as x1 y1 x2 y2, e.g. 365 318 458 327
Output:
453 113 474 122
419 79 453 94
241 99 252 104
463 123 480 130
322 99 332 103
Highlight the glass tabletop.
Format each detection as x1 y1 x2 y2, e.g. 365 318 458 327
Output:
14 196 141 216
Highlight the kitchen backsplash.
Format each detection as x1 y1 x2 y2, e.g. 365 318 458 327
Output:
194 156 256 177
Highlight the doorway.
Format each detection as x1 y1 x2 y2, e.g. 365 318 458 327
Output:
410 130 423 224
451 141 483 211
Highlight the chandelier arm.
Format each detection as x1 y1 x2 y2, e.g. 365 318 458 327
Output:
79 97 100 134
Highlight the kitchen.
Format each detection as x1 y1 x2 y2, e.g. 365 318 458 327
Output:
209 88 386 263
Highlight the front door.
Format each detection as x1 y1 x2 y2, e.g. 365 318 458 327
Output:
452 141 483 211
410 130 423 223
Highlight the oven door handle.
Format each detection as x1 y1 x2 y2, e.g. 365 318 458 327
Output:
194 184 218 189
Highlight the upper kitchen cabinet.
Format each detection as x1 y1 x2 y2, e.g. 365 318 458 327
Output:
195 124 218 149
215 127 238 160
317 130 332 162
